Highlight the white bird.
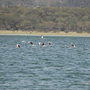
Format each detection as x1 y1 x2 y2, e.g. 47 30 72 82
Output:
38 42 41 45
85 81 89 84
21 40 26 43
28 41 31 43
41 35 43 39
16 44 20 48
42 43 45 46
70 43 75 47
29 42 36 46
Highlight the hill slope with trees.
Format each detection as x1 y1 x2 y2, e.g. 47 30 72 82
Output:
0 0 90 8
0 6 90 33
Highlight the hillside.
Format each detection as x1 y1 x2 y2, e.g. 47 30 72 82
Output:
0 0 90 8
0 6 90 33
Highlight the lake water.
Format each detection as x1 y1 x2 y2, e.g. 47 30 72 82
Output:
0 35 90 90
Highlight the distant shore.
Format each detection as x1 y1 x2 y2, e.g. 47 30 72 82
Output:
0 30 90 36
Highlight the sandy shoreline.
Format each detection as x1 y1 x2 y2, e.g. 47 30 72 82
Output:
0 30 90 36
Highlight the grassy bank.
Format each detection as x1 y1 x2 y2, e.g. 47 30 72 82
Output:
0 30 90 36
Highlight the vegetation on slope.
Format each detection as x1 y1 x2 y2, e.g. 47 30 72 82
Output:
0 6 90 33
0 0 90 8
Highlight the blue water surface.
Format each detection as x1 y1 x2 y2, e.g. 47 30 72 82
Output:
0 35 90 90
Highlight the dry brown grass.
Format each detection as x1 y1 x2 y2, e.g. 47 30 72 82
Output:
0 30 90 36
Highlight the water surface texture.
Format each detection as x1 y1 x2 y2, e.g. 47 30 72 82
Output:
0 35 90 90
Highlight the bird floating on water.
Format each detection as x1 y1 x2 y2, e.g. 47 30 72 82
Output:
16 44 20 48
85 81 89 84
70 43 75 47
41 35 43 39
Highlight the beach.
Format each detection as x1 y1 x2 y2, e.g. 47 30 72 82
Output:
0 30 90 36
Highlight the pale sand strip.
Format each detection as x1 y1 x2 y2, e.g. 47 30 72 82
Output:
0 30 90 36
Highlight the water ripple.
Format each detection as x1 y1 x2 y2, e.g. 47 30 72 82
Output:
0 35 90 90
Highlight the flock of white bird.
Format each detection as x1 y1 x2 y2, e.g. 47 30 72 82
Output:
15 35 90 85
15 35 76 48
15 35 54 48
